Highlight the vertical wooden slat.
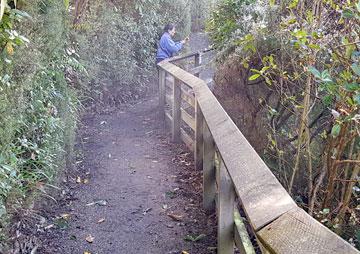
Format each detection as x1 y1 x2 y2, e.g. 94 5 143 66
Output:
234 208 256 254
171 78 181 142
203 121 216 212
217 159 235 254
158 69 166 119
195 101 204 170
194 53 201 78
195 53 201 66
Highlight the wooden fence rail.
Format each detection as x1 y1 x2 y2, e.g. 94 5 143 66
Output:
157 51 359 254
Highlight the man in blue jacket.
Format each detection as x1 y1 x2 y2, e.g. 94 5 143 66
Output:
156 24 189 64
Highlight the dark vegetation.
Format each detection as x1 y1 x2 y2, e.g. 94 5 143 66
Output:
0 1 80 251
207 0 359 248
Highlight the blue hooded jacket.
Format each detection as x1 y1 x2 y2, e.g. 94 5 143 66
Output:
156 32 183 62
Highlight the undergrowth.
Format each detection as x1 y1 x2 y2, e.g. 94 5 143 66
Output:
0 0 81 250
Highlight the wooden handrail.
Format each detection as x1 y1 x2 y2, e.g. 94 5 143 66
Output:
165 48 213 63
157 53 359 254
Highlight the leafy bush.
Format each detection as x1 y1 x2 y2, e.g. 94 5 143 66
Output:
0 0 80 249
74 0 192 104
191 0 219 31
208 0 359 248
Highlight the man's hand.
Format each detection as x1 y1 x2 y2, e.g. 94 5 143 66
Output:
182 37 190 44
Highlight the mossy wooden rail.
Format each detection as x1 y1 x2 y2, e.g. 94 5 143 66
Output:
157 52 359 254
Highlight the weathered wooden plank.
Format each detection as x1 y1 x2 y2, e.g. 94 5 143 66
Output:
194 53 201 67
162 62 295 230
234 208 256 254
165 112 172 129
258 243 271 254
166 48 212 63
180 108 195 130
171 78 181 142
258 207 359 254
195 101 204 171
194 82 297 230
165 75 174 89
181 87 195 108
217 159 235 254
159 69 166 119
190 65 205 77
203 121 216 212
180 129 194 151
159 61 204 89
168 51 199 63
165 94 173 105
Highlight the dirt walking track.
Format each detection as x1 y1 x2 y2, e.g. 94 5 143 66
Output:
39 97 215 254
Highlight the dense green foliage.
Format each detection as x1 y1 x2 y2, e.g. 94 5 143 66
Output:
191 0 219 31
0 0 80 248
208 0 359 248
74 0 193 104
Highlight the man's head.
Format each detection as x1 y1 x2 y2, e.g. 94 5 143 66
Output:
164 24 176 37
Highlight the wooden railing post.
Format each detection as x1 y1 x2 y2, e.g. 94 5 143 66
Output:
203 121 216 212
217 160 235 254
158 69 166 119
195 52 201 67
194 53 201 78
195 101 204 171
172 78 181 142
234 209 256 254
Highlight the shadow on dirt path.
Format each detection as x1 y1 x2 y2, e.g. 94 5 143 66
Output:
39 97 216 254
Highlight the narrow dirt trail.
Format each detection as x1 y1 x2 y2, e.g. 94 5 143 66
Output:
41 98 215 253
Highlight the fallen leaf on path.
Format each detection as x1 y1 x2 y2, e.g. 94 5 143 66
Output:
84 252 91 254
86 200 108 206
85 235 94 243
143 208 152 215
76 176 82 183
54 218 69 230
97 218 105 224
44 224 54 230
167 213 183 221
184 234 206 242
165 191 176 199
182 251 190 254
83 179 89 184
60 213 71 220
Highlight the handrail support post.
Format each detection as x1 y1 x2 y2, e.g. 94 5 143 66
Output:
195 101 204 170
158 69 166 120
217 160 235 254
171 78 181 142
203 121 216 212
